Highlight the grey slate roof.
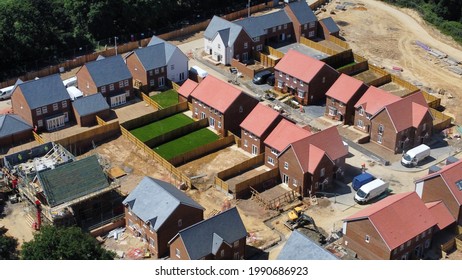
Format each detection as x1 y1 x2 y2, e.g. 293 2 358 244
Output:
320 17 340 33
122 177 203 231
0 114 32 138
84 55 132 87
235 10 291 38
204 16 243 46
277 230 338 260
286 1 317 24
171 207 247 260
134 36 179 71
16 74 69 109
72 93 109 117
38 155 110 207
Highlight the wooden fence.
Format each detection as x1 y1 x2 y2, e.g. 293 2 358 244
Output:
430 108 453 131
338 60 369 75
368 74 391 87
172 81 180 91
321 49 354 69
55 120 121 155
96 115 107 126
169 135 235 167
217 153 265 181
327 35 350 50
144 118 208 148
234 168 279 199
120 125 192 188
121 101 188 130
300 37 339 56
310 0 329 10
214 176 229 193
32 131 45 144
141 92 162 110
255 52 280 68
422 91 441 109
265 186 300 210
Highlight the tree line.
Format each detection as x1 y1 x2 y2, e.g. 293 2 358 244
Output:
381 0 462 44
0 0 267 81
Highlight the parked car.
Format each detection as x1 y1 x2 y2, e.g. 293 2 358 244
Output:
266 74 275 86
252 70 272 85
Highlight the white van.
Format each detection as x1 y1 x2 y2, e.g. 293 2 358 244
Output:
0 85 14 100
62 76 77 88
354 179 389 204
401 144 431 167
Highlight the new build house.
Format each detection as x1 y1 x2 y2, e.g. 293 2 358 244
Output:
122 177 204 259
203 0 317 65
415 160 462 226
0 114 32 149
239 103 283 155
264 119 312 168
354 90 433 153
177 79 198 103
11 74 72 131
274 49 340 105
125 36 188 92
168 207 247 260
343 192 437 260
190 75 258 136
277 126 348 196
325 73 368 124
76 55 133 108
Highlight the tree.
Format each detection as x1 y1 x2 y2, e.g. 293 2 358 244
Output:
0 228 19 260
21 226 115 260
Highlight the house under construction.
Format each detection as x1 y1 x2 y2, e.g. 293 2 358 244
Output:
2 142 125 231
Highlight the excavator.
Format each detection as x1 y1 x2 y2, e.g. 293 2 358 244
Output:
284 207 326 244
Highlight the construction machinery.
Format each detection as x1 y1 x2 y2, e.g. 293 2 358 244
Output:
284 207 326 244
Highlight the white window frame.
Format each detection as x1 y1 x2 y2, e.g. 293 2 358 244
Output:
53 103 58 111
171 64 175 70
101 86 106 93
284 162 289 170
37 119 43 127
175 248 181 258
36 108 42 116
244 42 248 49
109 84 114 91
365 235 370 243
150 79 155 86
267 156 275 166
309 22 315 28
124 79 129 87
150 237 155 248
298 89 305 98
271 148 279 156
320 168 325 177
155 68 159 74
62 101 67 108
284 23 287 29
119 81 124 88
244 139 248 147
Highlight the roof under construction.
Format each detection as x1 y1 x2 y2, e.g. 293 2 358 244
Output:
38 155 110 207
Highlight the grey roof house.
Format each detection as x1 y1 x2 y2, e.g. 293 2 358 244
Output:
122 176 204 258
168 207 247 260
319 17 341 38
276 230 338 260
125 35 188 91
76 55 133 107
11 74 72 131
72 93 110 127
0 114 33 150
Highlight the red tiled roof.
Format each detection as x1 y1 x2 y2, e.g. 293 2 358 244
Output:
274 49 327 83
384 92 430 132
240 103 281 137
264 119 311 152
190 75 243 113
289 126 348 173
325 74 366 104
344 192 436 250
177 79 198 99
354 86 400 115
425 201 455 231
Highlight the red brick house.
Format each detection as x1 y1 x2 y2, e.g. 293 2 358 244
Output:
122 177 204 259
168 207 247 260
415 160 462 226
76 55 133 108
343 192 437 260
277 126 348 196
0 114 32 150
11 74 72 131
263 119 311 168
190 75 259 136
71 93 110 127
325 73 368 124
274 49 340 105
355 90 432 153
284 0 318 42
125 36 188 92
177 79 198 103
239 104 283 155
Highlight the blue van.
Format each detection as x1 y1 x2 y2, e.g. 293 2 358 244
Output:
352 172 375 191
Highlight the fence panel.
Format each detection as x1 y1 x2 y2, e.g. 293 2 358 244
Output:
214 176 229 193
300 37 338 55
33 131 45 144
321 49 354 69
327 35 350 49
144 118 208 148
368 74 391 87
234 168 279 199
121 102 188 130
217 153 264 181
169 135 235 166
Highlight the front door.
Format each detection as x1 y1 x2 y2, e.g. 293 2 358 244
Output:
251 144 258 155
46 115 65 131
209 117 215 128
282 174 289 185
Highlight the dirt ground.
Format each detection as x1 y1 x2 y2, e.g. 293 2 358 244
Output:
321 0 462 122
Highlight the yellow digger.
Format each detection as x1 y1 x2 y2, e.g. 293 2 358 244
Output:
284 207 326 244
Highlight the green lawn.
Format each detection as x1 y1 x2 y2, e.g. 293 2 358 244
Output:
130 114 194 142
153 128 220 160
151 89 179 108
